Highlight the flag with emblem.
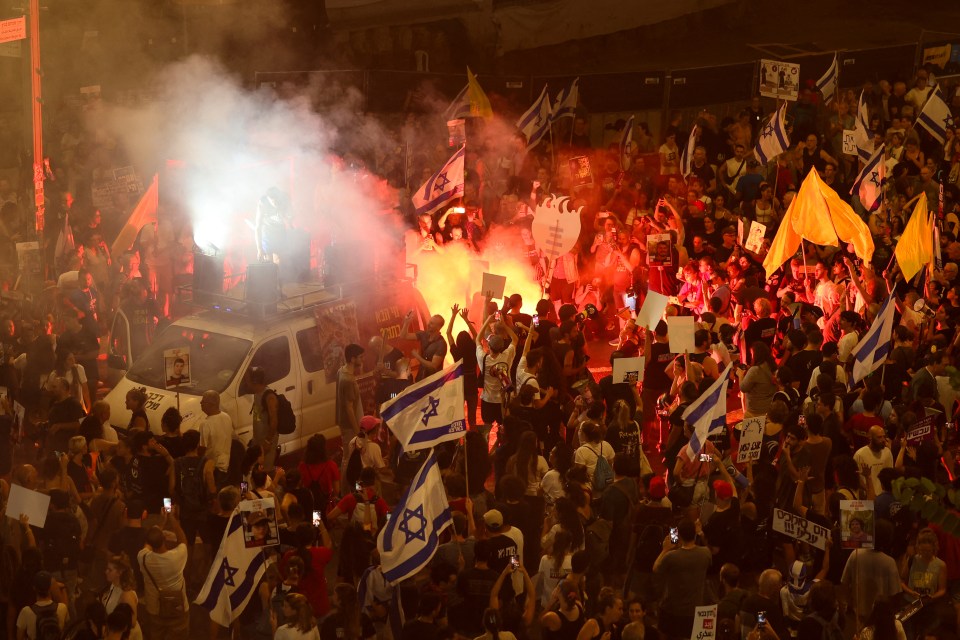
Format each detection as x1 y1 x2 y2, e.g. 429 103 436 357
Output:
377 451 451 583
850 143 884 211
442 84 470 122
411 146 465 216
381 360 466 451
195 508 270 626
816 55 839 104
850 293 896 384
517 85 552 150
619 115 634 171
916 85 953 143
551 78 579 121
754 102 789 164
680 124 699 178
683 362 734 460
853 90 874 161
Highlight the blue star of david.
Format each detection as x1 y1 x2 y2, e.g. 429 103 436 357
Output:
535 113 543 127
868 170 880 186
421 395 440 425
219 557 239 587
761 123 775 138
398 505 427 543
433 172 450 193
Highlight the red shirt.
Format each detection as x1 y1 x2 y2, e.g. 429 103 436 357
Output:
282 546 333 616
844 414 883 449
298 460 340 494
335 487 390 520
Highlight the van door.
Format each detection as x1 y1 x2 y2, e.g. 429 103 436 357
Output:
235 332 301 456
106 309 132 387
294 326 339 450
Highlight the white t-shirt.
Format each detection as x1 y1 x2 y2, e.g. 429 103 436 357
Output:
540 470 565 505
200 411 235 472
476 344 517 404
838 331 859 364
806 364 848 395
16 600 68 639
519 456 549 496
537 553 573 607
138 543 189 615
574 441 615 480
853 445 894 496
275 625 321 640
516 356 540 398
346 436 385 469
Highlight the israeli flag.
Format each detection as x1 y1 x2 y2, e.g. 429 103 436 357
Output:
377 451 452 584
853 90 874 161
816 55 838 104
443 84 470 122
411 146 465 217
917 85 954 143
620 115 634 171
195 509 269 626
551 78 579 121
850 293 896 384
754 103 789 165
381 360 466 451
683 362 734 460
680 124 699 178
517 85 553 149
850 143 885 211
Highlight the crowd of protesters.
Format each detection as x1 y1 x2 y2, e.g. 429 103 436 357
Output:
1 56 960 640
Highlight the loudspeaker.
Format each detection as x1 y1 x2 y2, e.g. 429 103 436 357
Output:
281 233 311 283
246 262 280 315
324 243 375 287
193 252 224 304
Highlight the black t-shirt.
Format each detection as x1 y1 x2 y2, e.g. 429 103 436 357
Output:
457 566 498 634
787 350 822 391
743 318 777 358
321 610 376 640
643 342 673 392
599 374 637 417
702 498 742 572
157 434 187 459
401 619 439 640
48 397 85 424
128 453 169 513
486 532 520 574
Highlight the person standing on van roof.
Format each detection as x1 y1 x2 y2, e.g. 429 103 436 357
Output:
398 311 447 381
337 344 364 452
248 366 279 471
199 390 234 487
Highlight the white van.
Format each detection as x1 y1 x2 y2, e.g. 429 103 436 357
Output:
103 278 430 457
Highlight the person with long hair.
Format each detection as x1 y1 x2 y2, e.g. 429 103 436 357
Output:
575 587 623 640
125 387 150 432
101 555 142 640
856 598 906 640
540 442 573 507
281 523 333 618
320 582 374 640
537 529 574 608
274 592 320 640
899 528 947 638
540 586 585 640
47 350 90 413
506 431 548 500
738 341 778 418
298 434 340 517
477 607 518 640
541 497 585 556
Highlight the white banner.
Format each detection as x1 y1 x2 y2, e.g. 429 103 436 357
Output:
690 604 718 640
736 415 765 463
772 508 831 551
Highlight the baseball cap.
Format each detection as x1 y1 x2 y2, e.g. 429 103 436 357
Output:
483 509 504 531
713 480 733 501
360 415 382 432
648 476 666 500
33 571 53 593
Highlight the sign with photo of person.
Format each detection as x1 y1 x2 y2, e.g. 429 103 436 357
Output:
840 500 875 549
759 59 800 101
646 233 673 267
240 497 279 548
163 347 191 389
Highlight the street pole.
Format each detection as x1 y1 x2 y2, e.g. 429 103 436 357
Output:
28 0 44 275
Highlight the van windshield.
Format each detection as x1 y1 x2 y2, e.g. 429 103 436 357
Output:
126 324 253 394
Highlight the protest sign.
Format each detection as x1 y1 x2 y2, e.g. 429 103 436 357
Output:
842 130 857 156
667 316 696 354
637 290 669 331
772 508 831 551
737 415 766 463
481 272 506 300
759 59 800 101
0 17 26 44
164 347 191 390
239 497 280 548
744 220 767 253
906 414 936 444
646 233 673 267
5 484 50 528
691 605 718 640
840 500 875 549
612 357 645 385
569 156 593 187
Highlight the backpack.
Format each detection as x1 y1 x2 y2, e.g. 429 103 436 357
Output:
633 522 666 573
478 354 487 391
176 456 207 516
584 517 613 569
31 602 62 640
345 441 364 489
590 445 614 492
41 513 81 572
351 491 380 535
265 389 296 435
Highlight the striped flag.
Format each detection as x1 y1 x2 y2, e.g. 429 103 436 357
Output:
816 55 839 104
377 451 452 583
195 509 270 626
551 78 579 121
680 124 699 178
442 84 470 122
850 143 884 211
411 146 465 216
381 360 466 451
619 116 634 171
517 85 552 150
916 85 954 143
853 90 874 161
754 103 789 164
850 293 896 384
683 362 734 460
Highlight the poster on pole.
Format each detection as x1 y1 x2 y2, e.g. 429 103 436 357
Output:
568 156 594 188
691 605 718 640
772 508 832 551
737 415 766 463
646 233 674 268
612 356 645 385
667 316 696 354
239 497 280 548
636 290 669 331
744 221 767 254
481 272 507 300
759 59 800 101
163 347 191 389
840 499 875 549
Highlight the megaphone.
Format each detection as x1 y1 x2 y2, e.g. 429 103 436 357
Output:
913 298 936 319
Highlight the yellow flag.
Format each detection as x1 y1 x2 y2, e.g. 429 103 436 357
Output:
790 170 840 247
763 205 802 279
895 194 934 282
467 67 493 119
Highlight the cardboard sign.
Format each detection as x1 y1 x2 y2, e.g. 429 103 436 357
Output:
759 59 800 101
239 497 280 548
772 508 831 551
646 233 674 267
667 316 696 354
691 605 718 640
569 156 593 187
163 347 191 390
612 356 645 385
906 414 936 444
637 290 669 330
480 272 506 300
5 484 50 528
744 220 767 254
842 130 857 156
840 500 875 549
0 17 26 44
737 415 766 463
